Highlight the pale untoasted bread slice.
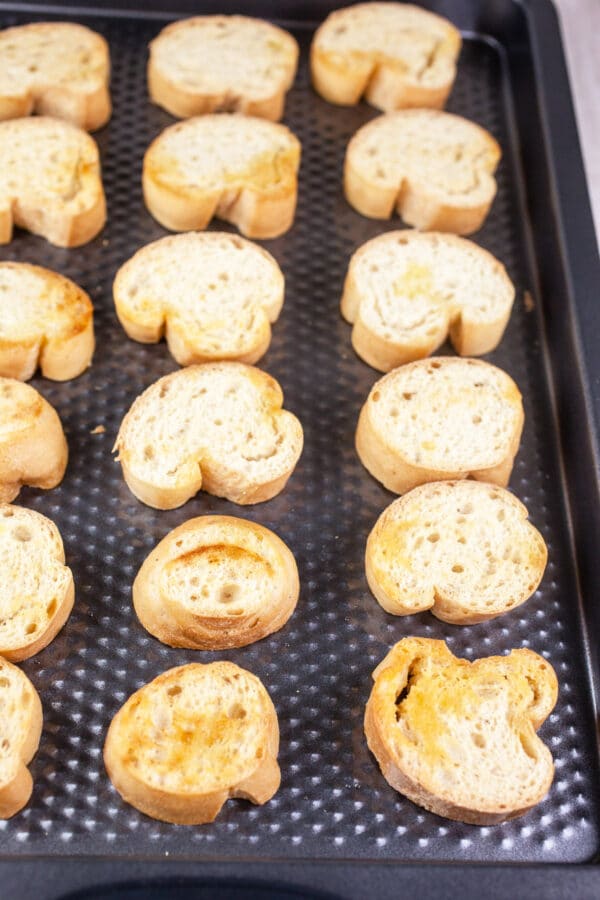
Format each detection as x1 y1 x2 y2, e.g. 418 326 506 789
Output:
356 357 523 494
344 110 500 234
0 655 43 818
0 117 106 247
113 232 284 366
143 114 301 239
0 377 68 503
0 22 111 131
104 661 280 824
114 362 303 509
311 2 461 112
341 230 515 369
0 262 94 380
366 481 547 624
148 15 298 122
365 637 558 824
0 504 74 661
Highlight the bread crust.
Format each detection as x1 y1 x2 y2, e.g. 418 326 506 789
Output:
0 656 43 818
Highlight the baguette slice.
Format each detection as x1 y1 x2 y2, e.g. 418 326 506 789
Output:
0 117 106 247
344 110 500 234
148 15 299 122
341 230 515 369
365 637 558 824
113 232 284 366
0 262 94 380
0 505 74 660
311 3 461 112
134 515 299 649
0 378 68 503
366 481 547 624
0 656 43 818
143 114 301 239
104 661 280 824
356 357 523 494
0 22 111 131
114 362 303 509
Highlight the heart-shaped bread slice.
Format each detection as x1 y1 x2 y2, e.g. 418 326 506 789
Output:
143 113 301 239
0 655 43 818
365 637 558 824
344 110 500 234
366 481 547 623
104 661 280 824
114 362 303 509
113 232 283 366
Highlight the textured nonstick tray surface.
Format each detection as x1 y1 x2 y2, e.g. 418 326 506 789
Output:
0 5 598 866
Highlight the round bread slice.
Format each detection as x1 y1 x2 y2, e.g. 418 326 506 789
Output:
0 22 111 131
311 2 461 111
104 661 281 824
134 515 299 649
148 15 299 122
143 114 301 239
341 230 515 369
113 232 284 366
0 505 74 661
0 378 68 503
0 655 43 819
0 116 106 247
356 357 523 494
0 262 94 380
365 637 558 824
114 362 303 509
344 110 500 234
366 481 547 624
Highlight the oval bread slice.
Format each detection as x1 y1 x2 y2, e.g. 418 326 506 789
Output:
0 262 94 381
0 22 111 131
148 15 299 122
365 637 558 824
356 357 523 494
311 2 461 112
104 661 281 824
0 377 68 503
113 232 284 366
134 515 299 649
0 117 106 247
344 110 500 234
0 655 43 819
114 362 303 509
142 114 301 239
341 230 515 369
0 505 74 661
366 481 547 624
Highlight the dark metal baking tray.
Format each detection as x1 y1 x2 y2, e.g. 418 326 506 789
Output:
0 0 599 897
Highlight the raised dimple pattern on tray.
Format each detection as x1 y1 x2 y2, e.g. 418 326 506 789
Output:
0 13 597 863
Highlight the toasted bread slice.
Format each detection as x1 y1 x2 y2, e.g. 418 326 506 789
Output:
311 2 461 112
104 661 280 824
0 505 74 661
114 362 303 509
113 232 284 366
365 637 558 824
148 15 298 122
366 481 547 624
0 655 43 818
0 263 94 381
134 515 299 649
0 117 106 247
143 114 301 239
356 357 523 494
344 110 500 234
341 230 515 369
0 378 68 503
0 22 111 131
